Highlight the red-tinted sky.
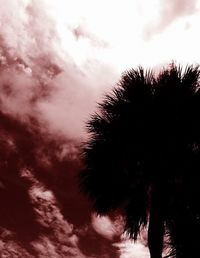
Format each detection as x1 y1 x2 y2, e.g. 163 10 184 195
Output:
0 0 199 257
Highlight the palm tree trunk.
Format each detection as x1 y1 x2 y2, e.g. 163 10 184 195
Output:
148 183 165 258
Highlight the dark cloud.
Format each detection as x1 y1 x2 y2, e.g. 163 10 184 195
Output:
0 93 121 257
0 1 119 254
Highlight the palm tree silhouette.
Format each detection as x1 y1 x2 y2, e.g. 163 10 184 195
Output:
79 64 200 258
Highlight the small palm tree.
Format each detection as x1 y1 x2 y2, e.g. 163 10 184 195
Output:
79 64 200 258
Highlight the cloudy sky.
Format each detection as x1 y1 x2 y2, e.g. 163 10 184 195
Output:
0 0 200 257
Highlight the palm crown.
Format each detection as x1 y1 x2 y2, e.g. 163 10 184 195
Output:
79 64 200 258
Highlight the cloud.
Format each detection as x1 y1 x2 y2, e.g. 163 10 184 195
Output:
36 63 117 140
0 0 119 142
1 0 200 143
27 174 87 258
115 240 149 258
0 108 121 257
0 168 89 258
143 0 198 40
78 225 120 258
91 214 117 240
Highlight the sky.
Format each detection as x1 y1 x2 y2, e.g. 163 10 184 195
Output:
0 0 200 257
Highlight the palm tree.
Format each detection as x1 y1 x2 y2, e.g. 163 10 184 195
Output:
79 64 200 258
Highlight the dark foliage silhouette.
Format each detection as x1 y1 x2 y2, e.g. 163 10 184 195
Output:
79 64 200 258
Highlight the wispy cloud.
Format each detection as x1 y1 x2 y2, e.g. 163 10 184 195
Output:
143 0 198 40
